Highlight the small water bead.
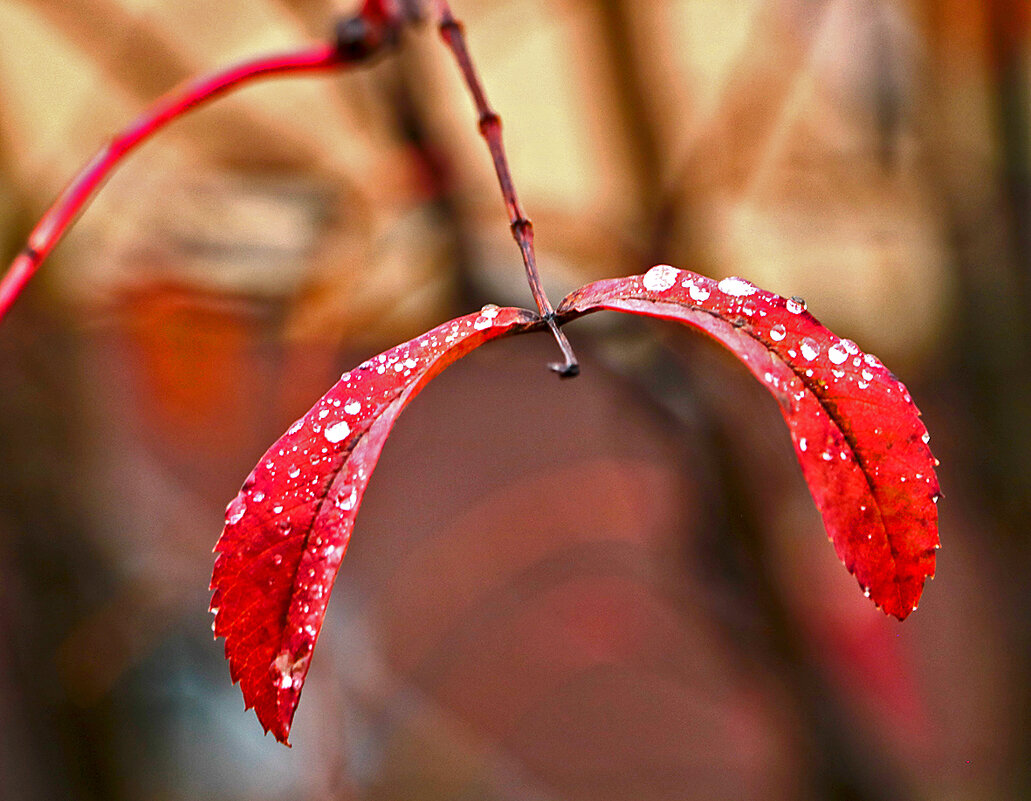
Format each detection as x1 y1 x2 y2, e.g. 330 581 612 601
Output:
769 324 786 341
318 409 330 419
324 421 351 443
273 505 283 515
786 296 807 314
643 264 678 292
800 338 820 361
273 554 283 566
473 315 494 331
287 419 304 435
687 282 711 302
922 432 931 444
799 438 808 452
344 400 361 415
287 465 301 479
828 342 849 365
717 276 757 297
480 303 500 318
832 369 845 379
252 490 266 503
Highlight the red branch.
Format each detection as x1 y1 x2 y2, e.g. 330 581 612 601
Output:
0 36 377 323
431 0 579 376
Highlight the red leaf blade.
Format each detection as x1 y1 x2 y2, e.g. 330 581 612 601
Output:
210 306 536 743
558 266 940 619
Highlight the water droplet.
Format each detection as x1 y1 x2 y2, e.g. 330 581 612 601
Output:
337 487 358 511
273 554 283 566
832 369 845 379
479 303 500 319
252 490 266 503
287 465 301 479
473 315 493 330
273 504 283 514
344 400 361 415
287 419 304 435
688 282 711 302
225 495 246 525
770 324 786 341
717 276 756 297
325 421 351 443
786 296 807 314
922 432 930 444
643 264 678 292
799 438 808 452
742 300 757 316
828 342 849 364
800 338 820 361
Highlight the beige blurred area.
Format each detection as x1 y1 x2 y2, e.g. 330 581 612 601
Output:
0 1 1028 800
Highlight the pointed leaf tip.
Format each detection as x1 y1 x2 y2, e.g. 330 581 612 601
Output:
210 307 535 741
558 266 940 619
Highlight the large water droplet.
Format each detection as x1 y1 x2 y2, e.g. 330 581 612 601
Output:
786 296 807 314
828 342 849 364
324 421 351 443
344 400 361 415
717 276 756 297
800 338 820 361
225 495 246 525
643 264 678 292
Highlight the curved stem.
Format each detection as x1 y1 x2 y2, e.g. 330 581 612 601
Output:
432 0 579 377
0 35 380 323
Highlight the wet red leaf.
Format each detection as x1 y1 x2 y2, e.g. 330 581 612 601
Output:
557 266 940 620
210 305 536 743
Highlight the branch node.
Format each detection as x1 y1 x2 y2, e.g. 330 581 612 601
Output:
335 15 378 60
477 111 500 136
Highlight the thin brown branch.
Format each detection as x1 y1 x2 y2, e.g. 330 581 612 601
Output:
431 0 579 376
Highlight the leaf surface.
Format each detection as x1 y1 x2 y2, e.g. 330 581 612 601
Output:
210 306 536 743
557 266 940 619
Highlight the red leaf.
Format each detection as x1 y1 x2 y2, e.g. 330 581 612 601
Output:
557 266 940 620
210 306 536 743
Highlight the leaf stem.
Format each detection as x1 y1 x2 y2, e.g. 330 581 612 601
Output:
432 0 579 377
0 11 393 324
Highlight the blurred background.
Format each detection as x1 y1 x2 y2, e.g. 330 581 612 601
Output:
0 0 1026 798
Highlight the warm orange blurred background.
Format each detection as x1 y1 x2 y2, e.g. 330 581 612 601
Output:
0 1 1027 799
